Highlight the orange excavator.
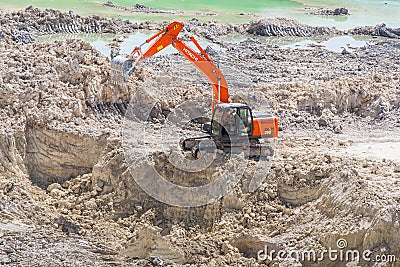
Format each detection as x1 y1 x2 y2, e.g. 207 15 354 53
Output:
111 21 278 160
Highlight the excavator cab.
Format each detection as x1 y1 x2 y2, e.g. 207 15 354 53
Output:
211 103 254 140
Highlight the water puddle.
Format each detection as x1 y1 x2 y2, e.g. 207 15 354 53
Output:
37 33 115 56
37 32 222 58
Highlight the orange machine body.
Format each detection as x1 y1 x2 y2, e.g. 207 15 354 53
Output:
253 117 279 138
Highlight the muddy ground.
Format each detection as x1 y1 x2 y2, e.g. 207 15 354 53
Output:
1 7 400 267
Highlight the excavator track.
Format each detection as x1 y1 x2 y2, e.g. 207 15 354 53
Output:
181 136 273 161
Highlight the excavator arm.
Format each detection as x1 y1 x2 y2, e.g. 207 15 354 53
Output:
110 21 229 107
172 38 229 105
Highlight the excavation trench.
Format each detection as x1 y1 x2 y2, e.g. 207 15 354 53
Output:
24 122 108 189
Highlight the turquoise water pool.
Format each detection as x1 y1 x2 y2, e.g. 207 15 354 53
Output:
2 0 399 29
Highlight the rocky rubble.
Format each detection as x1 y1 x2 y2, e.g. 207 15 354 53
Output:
0 38 134 187
308 7 349 16
0 6 140 43
350 23 400 38
246 18 335 37
1 9 400 266
184 18 335 40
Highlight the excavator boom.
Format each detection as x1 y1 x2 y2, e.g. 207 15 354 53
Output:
110 21 229 106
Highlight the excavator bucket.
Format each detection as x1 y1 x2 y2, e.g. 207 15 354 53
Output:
110 55 136 84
